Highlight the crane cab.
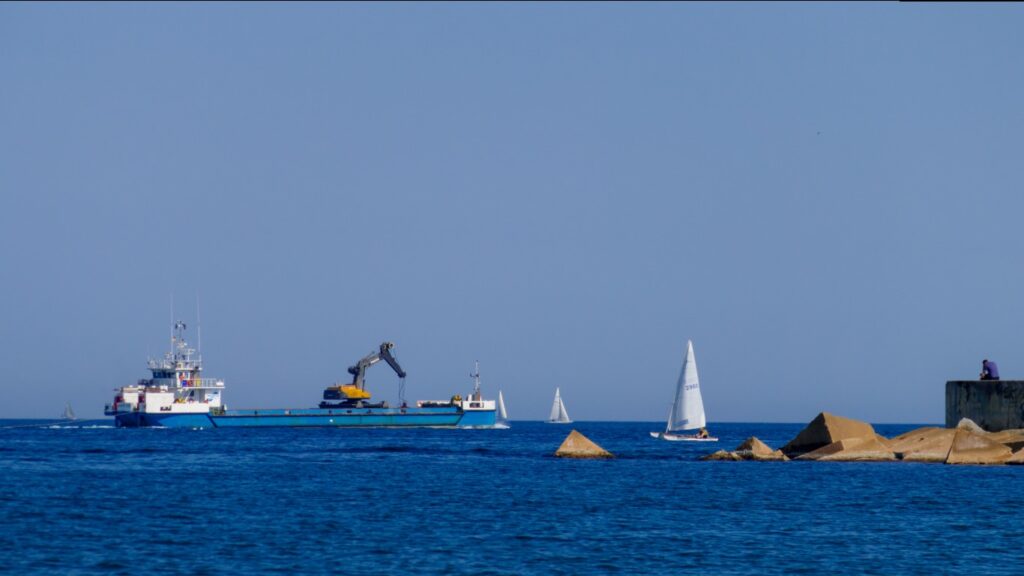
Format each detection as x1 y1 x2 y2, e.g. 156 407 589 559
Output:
320 384 389 409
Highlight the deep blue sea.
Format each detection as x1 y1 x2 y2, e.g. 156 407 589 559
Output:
1 420 1022 575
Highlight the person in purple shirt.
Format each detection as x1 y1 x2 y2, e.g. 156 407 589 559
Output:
980 359 1000 381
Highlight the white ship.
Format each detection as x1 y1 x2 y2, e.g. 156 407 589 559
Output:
104 321 225 426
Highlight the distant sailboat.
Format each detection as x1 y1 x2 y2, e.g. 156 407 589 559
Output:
650 340 717 442
547 388 572 424
497 390 509 424
61 402 76 421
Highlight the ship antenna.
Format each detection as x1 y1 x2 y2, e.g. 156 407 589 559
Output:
170 293 175 354
471 360 481 398
196 292 201 356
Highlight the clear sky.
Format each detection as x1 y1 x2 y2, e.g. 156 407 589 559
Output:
2 3 1022 423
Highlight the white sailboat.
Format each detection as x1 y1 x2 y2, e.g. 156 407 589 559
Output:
650 340 717 442
547 387 572 424
61 402 76 421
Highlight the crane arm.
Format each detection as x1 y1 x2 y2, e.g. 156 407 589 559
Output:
347 341 405 390
379 343 406 379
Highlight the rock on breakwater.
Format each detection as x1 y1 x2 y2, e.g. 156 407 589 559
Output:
779 412 878 458
706 413 1024 466
702 437 787 461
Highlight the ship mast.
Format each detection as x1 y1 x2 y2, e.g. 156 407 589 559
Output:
470 360 481 401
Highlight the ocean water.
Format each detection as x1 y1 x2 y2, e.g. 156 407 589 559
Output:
1 420 1022 575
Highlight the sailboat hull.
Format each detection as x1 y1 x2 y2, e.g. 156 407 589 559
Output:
650 431 718 442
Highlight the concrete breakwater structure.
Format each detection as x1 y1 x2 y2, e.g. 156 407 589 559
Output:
946 380 1024 432
703 412 1024 465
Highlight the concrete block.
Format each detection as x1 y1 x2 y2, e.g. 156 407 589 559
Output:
945 381 1024 432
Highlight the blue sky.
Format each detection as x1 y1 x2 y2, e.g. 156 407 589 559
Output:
1 3 1022 422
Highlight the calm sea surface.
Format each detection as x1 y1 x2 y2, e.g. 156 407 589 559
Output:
1 420 1022 575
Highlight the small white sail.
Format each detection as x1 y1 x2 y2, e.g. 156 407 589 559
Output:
62 402 76 421
498 390 508 421
549 388 562 422
667 340 705 432
548 388 572 423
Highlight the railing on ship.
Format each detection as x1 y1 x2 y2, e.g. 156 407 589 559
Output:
147 358 202 371
178 378 225 388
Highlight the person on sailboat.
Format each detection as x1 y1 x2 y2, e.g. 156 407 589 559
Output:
696 428 709 439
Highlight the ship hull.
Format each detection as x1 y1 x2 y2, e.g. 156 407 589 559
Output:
114 406 498 429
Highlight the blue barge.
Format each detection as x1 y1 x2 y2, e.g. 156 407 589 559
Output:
113 405 498 429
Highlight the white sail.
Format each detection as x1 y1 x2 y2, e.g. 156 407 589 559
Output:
62 402 76 421
548 388 572 423
498 390 508 421
667 340 705 432
549 388 562 422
